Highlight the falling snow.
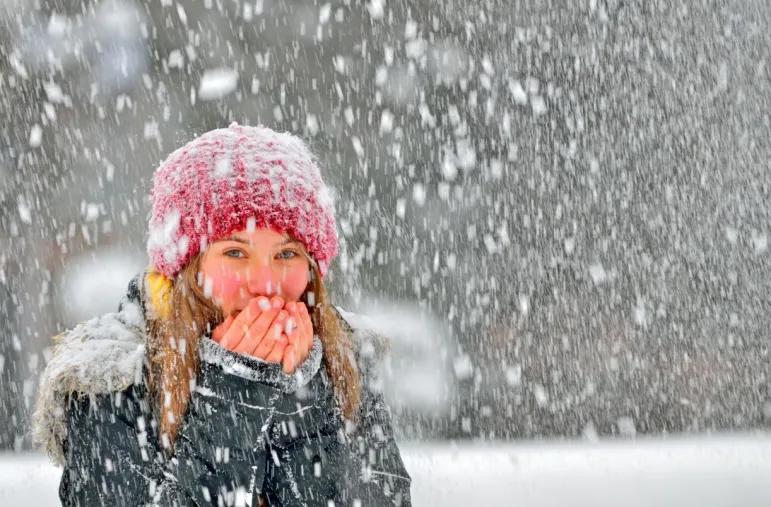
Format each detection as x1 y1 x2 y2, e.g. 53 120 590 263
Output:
197 68 240 101
28 125 42 148
2 0 771 504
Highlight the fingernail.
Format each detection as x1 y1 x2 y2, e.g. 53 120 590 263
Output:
272 298 282 309
287 302 296 312
278 310 288 320
285 318 296 333
258 297 270 311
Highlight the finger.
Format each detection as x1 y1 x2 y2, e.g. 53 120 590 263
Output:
233 297 284 354
252 321 285 360
299 304 314 359
289 307 308 364
220 321 248 351
234 296 269 329
212 315 235 343
299 303 313 336
240 296 269 323
285 303 308 361
286 323 300 355
251 312 288 358
282 322 301 370
284 302 299 335
212 315 234 342
282 342 297 374
229 296 281 354
266 333 289 364
220 298 267 350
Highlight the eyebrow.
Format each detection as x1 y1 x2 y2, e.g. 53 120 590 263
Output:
222 236 298 248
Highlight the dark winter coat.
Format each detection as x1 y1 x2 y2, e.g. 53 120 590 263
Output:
33 274 411 507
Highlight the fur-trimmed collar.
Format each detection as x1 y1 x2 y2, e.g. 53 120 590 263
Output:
33 273 390 467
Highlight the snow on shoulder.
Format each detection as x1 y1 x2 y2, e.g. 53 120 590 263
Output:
32 296 147 466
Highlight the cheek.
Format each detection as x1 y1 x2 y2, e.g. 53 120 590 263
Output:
203 264 245 303
280 269 310 301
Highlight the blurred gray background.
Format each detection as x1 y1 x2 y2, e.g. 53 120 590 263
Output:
1 0 769 450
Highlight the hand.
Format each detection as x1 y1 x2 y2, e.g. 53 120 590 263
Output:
281 302 315 375
211 296 290 363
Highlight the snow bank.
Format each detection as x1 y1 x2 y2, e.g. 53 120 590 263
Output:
3 436 771 506
406 435 771 506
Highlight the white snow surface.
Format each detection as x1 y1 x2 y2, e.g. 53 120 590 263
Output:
3 435 771 506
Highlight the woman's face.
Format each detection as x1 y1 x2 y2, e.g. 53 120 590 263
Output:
200 227 312 317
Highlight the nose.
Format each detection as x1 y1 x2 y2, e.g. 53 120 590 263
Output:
245 257 280 297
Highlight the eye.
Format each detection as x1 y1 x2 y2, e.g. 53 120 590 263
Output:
276 249 298 260
223 249 246 259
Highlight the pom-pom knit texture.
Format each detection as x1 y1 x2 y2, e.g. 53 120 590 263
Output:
147 123 338 279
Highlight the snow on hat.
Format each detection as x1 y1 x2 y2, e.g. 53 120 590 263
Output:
147 122 338 279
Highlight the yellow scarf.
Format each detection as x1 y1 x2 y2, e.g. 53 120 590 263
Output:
146 269 173 319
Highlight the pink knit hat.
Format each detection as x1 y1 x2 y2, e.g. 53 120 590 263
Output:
147 123 338 279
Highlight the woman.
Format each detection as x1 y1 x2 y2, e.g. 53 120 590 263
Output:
33 123 412 506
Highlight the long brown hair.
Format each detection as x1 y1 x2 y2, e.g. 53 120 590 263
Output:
146 256 361 451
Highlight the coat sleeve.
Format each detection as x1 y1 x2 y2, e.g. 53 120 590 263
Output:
259 372 361 507
352 388 412 507
59 386 181 506
259 376 412 507
59 359 286 506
